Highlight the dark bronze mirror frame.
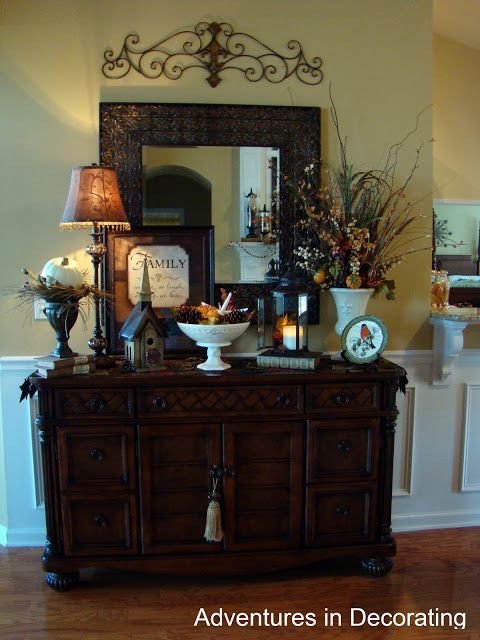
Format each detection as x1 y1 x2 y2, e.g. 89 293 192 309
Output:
99 102 320 321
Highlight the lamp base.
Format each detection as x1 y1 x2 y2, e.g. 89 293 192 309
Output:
87 336 116 369
44 302 79 359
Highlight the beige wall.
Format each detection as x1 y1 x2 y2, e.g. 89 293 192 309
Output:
433 35 480 200
432 35 480 347
0 0 432 355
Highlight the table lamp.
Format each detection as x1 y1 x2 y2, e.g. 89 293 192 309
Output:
59 164 130 359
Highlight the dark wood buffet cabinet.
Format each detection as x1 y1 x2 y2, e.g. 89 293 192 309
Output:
32 357 405 590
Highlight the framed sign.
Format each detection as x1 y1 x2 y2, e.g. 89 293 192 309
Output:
105 227 214 354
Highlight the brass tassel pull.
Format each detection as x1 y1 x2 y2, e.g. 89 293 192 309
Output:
204 477 223 543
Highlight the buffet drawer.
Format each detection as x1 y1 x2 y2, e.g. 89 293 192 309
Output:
57 426 136 490
61 496 138 556
55 388 134 418
138 385 304 417
306 383 380 412
306 419 379 481
305 484 376 546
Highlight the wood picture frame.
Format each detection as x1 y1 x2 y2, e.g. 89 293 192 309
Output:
105 226 214 354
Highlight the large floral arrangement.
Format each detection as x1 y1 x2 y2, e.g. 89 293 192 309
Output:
292 95 430 300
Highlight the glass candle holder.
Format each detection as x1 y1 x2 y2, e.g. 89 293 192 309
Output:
431 270 450 310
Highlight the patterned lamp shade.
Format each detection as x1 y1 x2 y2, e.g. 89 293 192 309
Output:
59 165 130 230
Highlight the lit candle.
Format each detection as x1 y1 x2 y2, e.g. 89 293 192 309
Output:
282 325 303 350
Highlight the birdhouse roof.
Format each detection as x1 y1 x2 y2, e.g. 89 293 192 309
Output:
119 303 167 341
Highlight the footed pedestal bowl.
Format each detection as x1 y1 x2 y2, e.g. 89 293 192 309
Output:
176 322 250 370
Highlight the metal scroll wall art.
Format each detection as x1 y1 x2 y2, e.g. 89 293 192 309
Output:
102 21 323 88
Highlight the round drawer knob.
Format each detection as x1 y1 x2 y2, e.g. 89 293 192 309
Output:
86 397 106 413
93 513 108 528
89 448 106 462
153 396 168 411
277 393 291 406
333 391 353 406
336 505 350 517
337 440 352 454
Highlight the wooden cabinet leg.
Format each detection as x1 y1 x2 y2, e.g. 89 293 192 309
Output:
361 557 393 577
45 570 80 591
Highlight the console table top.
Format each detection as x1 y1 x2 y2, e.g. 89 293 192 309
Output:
31 356 405 390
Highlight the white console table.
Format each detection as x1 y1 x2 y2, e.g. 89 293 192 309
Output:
430 311 480 385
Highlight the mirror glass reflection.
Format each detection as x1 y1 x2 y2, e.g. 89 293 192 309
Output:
142 145 280 283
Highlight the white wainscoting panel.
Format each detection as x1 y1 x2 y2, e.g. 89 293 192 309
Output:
393 386 415 496
389 349 480 531
460 384 480 492
0 357 46 546
29 395 44 507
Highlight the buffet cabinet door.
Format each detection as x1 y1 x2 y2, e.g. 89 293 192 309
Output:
139 423 222 554
222 421 304 552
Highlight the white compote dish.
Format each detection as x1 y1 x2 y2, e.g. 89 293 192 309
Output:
176 322 250 370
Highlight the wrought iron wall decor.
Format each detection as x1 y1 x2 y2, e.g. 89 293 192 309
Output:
102 21 323 88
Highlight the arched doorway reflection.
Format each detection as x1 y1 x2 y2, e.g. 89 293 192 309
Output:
144 165 212 226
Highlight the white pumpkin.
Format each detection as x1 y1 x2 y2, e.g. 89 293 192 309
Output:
41 257 84 288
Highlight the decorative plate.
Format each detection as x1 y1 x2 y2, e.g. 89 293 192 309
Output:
341 315 388 364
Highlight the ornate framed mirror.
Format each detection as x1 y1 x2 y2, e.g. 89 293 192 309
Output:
100 102 320 318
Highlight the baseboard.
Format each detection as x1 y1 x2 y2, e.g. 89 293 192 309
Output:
0 525 45 547
392 509 480 532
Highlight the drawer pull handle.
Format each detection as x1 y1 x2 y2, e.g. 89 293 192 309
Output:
337 440 352 455
89 448 106 462
208 464 237 480
208 465 236 478
93 513 108 528
223 465 236 478
209 465 223 479
153 396 168 411
85 397 106 413
336 505 350 517
333 391 354 406
277 393 291 406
